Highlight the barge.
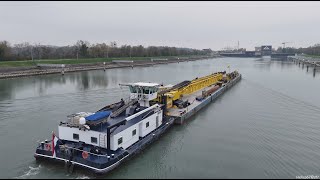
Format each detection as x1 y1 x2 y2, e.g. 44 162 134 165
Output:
34 70 241 174
168 71 241 124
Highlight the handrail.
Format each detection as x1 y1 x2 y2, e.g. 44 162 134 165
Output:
141 110 155 120
62 145 130 159
110 99 138 118
42 141 123 158
142 104 162 120
191 98 196 105
60 145 110 157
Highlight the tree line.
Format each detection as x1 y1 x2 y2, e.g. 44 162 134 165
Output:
275 44 320 56
0 40 209 61
219 44 320 57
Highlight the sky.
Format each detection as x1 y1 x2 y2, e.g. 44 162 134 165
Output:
1 1 320 50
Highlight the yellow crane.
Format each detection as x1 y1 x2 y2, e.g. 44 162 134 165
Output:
153 72 224 109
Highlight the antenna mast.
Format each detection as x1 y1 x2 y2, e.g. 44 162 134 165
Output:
237 41 239 50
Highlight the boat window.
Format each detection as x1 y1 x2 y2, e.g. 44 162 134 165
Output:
143 88 150 94
129 86 136 93
73 133 79 140
146 122 149 128
132 129 136 136
118 137 123 145
150 87 155 94
91 137 97 144
150 87 154 94
136 87 142 94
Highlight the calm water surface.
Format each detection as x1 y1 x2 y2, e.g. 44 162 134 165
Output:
0 57 319 179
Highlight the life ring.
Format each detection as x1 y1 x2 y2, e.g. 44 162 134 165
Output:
45 144 51 151
82 151 89 159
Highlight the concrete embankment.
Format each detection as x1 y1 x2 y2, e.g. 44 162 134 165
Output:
0 56 216 79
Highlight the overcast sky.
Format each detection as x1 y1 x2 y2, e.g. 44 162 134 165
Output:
1 1 320 50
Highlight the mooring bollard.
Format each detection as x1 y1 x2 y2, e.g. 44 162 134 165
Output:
103 62 106 71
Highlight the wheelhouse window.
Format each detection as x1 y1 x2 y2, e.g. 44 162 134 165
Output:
73 133 79 140
118 137 123 145
129 86 137 93
146 122 149 128
132 129 137 136
143 88 150 94
91 137 97 144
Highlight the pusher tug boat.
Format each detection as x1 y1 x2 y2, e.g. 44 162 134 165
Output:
34 70 241 174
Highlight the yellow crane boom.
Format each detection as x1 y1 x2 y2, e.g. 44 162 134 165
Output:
155 72 224 109
178 73 223 95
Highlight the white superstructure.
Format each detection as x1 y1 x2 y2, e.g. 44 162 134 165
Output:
58 82 163 152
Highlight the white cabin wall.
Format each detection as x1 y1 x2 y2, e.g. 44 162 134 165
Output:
139 112 161 137
58 126 107 147
137 111 163 137
138 123 144 137
158 111 163 125
58 109 163 151
110 110 163 151
110 124 139 151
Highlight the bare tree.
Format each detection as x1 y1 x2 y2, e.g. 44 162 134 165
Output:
0 40 213 61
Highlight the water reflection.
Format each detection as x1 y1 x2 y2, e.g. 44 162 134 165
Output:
253 58 272 71
0 58 318 102
0 70 113 101
253 58 303 73
0 80 14 101
1 57 320 179
36 75 67 96
292 60 318 78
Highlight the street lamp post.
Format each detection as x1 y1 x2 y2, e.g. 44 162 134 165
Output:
31 46 34 62
106 46 109 58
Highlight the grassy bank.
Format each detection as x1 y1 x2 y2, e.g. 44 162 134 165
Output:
304 54 320 58
0 55 192 67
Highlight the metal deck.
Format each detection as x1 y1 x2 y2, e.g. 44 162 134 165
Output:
168 74 241 124
167 85 216 117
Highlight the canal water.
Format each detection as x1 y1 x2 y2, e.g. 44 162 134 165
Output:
0 57 319 179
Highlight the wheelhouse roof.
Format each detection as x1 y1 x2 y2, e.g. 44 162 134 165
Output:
121 82 160 87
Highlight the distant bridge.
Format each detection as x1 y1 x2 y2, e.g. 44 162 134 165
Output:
219 52 295 58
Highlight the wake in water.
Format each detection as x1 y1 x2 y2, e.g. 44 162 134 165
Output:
15 165 41 179
242 77 320 114
75 175 90 179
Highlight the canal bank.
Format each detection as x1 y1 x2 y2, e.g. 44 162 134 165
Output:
288 56 320 77
1 57 320 178
0 56 216 79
